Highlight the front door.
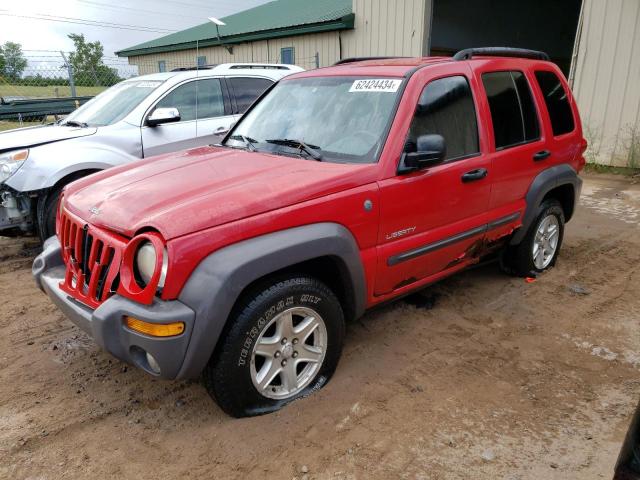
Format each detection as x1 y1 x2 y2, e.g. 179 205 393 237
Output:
141 78 232 157
375 71 491 296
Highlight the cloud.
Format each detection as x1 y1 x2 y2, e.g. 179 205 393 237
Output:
1 0 271 57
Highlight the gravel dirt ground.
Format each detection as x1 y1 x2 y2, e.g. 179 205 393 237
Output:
1 172 640 480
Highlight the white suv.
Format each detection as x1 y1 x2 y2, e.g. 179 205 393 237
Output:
0 63 303 239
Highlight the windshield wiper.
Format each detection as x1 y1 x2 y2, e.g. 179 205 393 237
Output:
228 134 257 152
61 120 89 128
265 138 322 161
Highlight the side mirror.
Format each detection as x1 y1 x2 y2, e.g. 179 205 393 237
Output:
147 107 180 127
398 134 446 174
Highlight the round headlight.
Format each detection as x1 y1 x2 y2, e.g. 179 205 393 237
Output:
135 241 168 288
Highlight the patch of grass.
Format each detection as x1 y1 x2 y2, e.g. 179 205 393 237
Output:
0 120 43 132
584 163 640 177
0 84 105 98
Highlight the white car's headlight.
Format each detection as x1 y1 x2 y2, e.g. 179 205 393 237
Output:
135 241 168 288
0 149 29 183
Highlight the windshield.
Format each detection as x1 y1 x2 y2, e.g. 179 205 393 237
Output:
64 79 164 127
224 76 403 163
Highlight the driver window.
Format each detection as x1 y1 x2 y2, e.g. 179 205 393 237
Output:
406 75 479 161
154 79 224 122
156 81 197 122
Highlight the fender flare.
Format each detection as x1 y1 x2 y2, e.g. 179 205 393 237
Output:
510 164 583 245
175 222 367 379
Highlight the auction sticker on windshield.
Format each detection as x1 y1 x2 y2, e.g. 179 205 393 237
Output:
135 81 163 88
349 79 402 93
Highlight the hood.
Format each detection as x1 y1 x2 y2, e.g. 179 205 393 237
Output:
0 124 97 153
64 146 374 240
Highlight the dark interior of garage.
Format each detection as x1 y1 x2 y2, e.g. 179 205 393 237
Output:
430 0 583 75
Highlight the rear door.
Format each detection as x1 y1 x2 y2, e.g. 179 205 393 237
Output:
471 62 551 240
192 78 235 145
375 65 492 295
531 68 580 169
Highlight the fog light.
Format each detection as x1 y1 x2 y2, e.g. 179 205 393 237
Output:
124 316 185 337
146 352 161 374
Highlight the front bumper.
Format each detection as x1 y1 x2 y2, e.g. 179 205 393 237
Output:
33 237 196 379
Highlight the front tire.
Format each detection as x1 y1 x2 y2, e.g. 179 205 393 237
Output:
504 199 565 277
203 276 345 418
36 186 63 242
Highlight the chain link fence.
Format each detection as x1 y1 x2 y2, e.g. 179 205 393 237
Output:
0 51 139 130
0 51 139 100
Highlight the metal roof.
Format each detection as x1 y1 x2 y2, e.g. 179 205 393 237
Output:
116 0 354 57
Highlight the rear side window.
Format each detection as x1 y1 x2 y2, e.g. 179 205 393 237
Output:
229 77 273 113
406 75 479 161
482 71 540 149
534 70 575 136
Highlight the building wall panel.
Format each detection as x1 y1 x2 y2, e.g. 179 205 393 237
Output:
341 0 428 57
128 31 341 74
573 0 640 166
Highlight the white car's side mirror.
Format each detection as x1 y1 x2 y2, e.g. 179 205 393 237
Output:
147 108 181 127
214 121 236 137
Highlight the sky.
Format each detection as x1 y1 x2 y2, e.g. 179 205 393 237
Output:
0 0 271 75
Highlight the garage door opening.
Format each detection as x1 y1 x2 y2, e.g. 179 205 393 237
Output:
430 0 583 76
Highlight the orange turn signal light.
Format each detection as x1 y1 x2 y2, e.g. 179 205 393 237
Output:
124 317 185 337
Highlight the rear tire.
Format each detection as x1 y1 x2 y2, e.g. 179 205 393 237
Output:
203 276 345 418
503 199 565 277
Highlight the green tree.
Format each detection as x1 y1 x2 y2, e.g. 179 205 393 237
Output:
2 42 27 81
0 46 5 78
68 33 122 87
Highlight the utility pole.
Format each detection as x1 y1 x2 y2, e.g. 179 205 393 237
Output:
60 51 77 97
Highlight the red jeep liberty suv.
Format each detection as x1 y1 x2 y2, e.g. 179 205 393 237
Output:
33 48 587 417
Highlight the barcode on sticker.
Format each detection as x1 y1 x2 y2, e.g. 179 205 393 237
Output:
349 79 402 93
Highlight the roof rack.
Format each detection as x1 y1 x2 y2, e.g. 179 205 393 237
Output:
452 47 550 62
170 65 219 71
333 56 405 65
228 64 290 70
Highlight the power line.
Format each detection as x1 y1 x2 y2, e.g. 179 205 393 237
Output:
0 11 177 33
3 10 176 32
136 0 239 10
77 0 208 21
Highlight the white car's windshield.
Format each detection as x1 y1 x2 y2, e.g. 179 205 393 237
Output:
225 76 403 163
63 79 164 127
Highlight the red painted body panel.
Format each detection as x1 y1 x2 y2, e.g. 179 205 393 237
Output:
468 59 584 221
64 146 377 240
60 55 585 310
374 62 492 294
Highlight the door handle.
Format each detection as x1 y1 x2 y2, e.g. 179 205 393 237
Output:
214 127 230 136
533 150 551 161
461 168 488 183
